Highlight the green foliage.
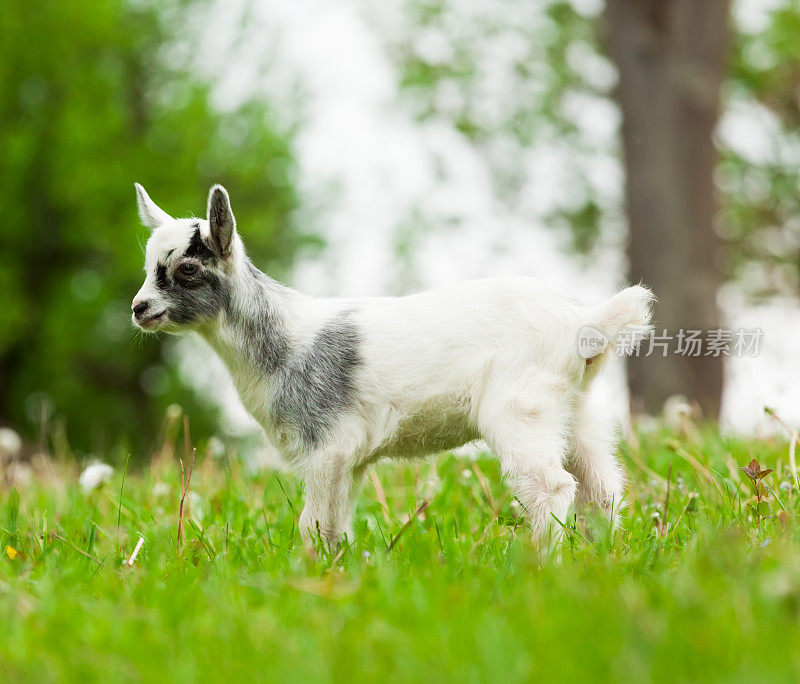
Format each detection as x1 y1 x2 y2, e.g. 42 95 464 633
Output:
723 0 800 297
1 429 799 680
0 0 307 454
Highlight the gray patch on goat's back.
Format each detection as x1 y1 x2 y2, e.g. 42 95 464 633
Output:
273 309 362 447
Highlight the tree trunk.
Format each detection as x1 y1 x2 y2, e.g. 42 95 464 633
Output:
604 0 731 419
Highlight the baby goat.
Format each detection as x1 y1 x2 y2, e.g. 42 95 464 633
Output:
132 184 654 551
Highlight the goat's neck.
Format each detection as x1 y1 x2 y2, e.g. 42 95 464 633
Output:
200 256 298 382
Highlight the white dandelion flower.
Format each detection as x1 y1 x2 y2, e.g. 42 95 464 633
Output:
0 427 22 459
79 462 114 493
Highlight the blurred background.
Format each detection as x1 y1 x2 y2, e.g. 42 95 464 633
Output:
1 0 799 462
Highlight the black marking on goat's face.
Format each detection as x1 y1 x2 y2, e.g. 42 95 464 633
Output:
155 263 169 290
184 225 217 262
272 309 362 447
144 226 230 330
165 264 228 326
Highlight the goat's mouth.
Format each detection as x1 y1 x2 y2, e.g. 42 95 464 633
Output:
135 310 167 330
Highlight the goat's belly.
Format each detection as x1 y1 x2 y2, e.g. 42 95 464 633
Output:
369 402 480 461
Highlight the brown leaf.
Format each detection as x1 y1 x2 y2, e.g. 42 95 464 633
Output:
741 459 760 479
741 458 773 481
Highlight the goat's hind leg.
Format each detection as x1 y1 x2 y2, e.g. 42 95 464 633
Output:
566 397 626 529
478 374 577 554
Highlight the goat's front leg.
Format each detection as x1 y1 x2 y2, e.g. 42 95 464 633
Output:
298 458 358 551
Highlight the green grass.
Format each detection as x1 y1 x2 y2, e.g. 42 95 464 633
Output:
2 425 800 682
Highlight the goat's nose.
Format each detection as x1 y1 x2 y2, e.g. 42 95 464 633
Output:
132 300 149 318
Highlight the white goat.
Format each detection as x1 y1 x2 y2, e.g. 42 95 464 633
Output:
132 184 654 550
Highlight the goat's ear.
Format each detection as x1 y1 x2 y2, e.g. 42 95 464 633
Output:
134 183 172 229
206 184 236 257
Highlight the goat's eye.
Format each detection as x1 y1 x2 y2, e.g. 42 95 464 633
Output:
179 263 198 276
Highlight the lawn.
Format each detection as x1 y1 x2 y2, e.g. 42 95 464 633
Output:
1 420 799 682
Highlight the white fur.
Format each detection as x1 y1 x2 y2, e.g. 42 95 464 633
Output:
278 278 652 550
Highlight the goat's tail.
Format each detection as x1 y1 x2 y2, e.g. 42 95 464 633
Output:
579 285 656 380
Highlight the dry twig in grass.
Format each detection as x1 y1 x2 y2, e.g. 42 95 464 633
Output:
53 532 104 567
471 461 497 516
125 536 144 568
388 500 429 553
626 440 667 484
369 468 392 524
667 441 713 483
177 415 196 555
657 463 672 537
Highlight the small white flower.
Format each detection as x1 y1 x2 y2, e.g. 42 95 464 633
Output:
0 427 22 459
462 468 472 479
152 482 170 497
166 404 182 422
663 394 693 428
207 437 225 459
79 462 114 493
362 550 371 560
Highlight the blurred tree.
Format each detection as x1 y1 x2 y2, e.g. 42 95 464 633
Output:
605 0 731 417
0 1 307 456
